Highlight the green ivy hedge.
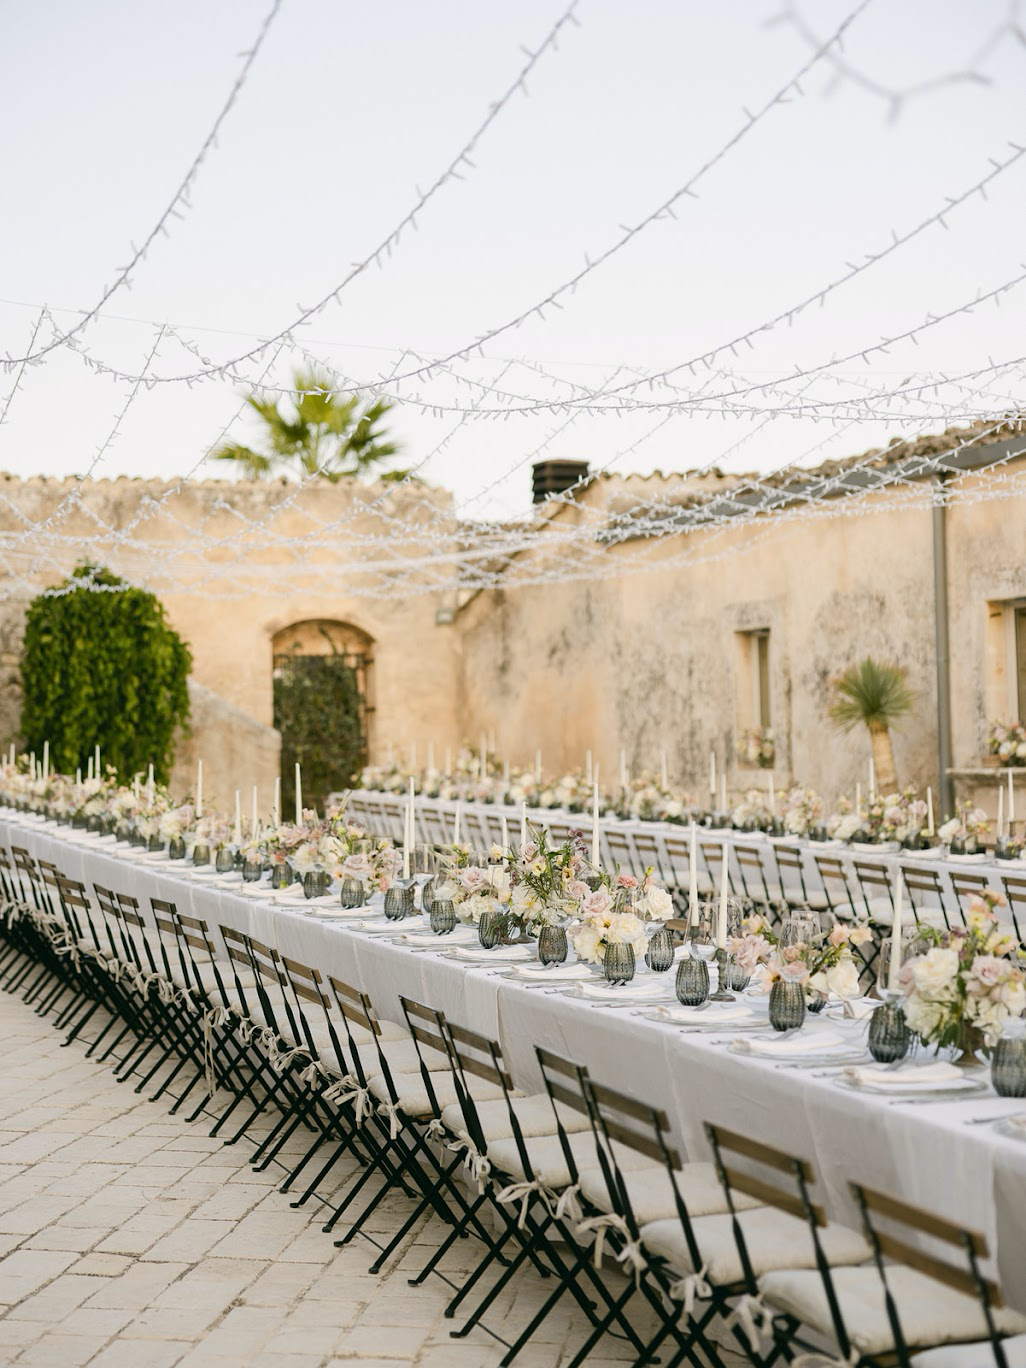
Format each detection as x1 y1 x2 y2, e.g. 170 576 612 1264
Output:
20 565 192 783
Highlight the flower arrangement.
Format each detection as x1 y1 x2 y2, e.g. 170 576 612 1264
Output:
506 828 587 934
900 892 1025 1054
738 726 775 769
436 844 505 926
988 720 1026 768
938 800 990 850
782 785 823 837
731 788 773 831
733 913 868 1000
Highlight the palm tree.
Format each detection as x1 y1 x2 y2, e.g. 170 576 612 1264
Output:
829 657 917 792
213 365 404 481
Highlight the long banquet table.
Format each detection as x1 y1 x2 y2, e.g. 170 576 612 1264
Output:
7 807 1026 1312
349 790 1024 921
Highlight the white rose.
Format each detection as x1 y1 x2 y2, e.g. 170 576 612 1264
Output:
641 886 673 921
572 923 604 964
824 959 861 1000
911 947 961 1000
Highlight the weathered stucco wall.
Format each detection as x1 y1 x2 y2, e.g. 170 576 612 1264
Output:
0 473 462 776
455 470 1023 809
169 680 281 812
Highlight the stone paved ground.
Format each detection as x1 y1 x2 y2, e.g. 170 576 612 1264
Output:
0 986 746 1367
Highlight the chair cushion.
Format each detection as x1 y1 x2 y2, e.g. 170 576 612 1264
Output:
579 1162 761 1226
486 1133 657 1192
439 1094 592 1145
641 1207 872 1285
912 1332 1026 1366
366 1070 506 1118
761 1265 1026 1356
353 1038 451 1076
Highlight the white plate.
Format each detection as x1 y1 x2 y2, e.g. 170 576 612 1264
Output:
994 1116 1026 1142
835 1075 988 1098
902 847 942 860
947 853 988 864
851 841 899 853
728 1041 868 1065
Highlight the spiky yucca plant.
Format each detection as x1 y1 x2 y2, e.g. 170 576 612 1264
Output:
829 657 916 793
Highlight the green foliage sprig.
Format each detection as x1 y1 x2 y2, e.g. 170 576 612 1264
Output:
20 565 192 784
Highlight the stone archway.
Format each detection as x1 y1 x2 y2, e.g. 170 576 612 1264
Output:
271 619 374 815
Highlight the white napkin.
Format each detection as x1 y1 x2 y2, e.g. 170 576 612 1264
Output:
649 1003 754 1025
1003 1114 1026 1133
394 930 477 947
346 919 395 932
511 963 594 982
448 945 534 963
572 980 672 1002
841 1061 974 1090
843 998 880 1022
733 1029 846 1057
241 886 279 898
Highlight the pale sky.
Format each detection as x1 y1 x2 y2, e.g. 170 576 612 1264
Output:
1 0 1024 519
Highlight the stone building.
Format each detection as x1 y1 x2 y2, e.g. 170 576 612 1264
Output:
2 421 1024 819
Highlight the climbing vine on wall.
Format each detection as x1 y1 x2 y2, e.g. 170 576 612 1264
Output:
20 565 192 783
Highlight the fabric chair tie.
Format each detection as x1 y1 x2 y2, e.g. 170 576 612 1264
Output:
615 1237 648 1287
727 1292 773 1353
668 1265 711 1317
496 1179 550 1230
377 1099 403 1140
425 1118 448 1141
299 1061 323 1087
462 1147 492 1193
552 1183 582 1224
576 1212 631 1270
326 1075 374 1125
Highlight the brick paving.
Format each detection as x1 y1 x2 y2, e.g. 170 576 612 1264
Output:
0 987 748 1367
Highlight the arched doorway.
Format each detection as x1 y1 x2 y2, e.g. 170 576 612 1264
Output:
271 620 374 816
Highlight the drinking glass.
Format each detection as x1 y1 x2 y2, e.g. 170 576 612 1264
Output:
384 883 414 921
215 848 235 874
603 942 636 985
868 1001 910 1062
242 857 262 882
538 925 568 965
992 1025 1026 1098
192 843 211 867
769 977 806 1031
430 899 457 935
270 862 291 889
339 877 366 908
644 926 674 973
675 956 710 1006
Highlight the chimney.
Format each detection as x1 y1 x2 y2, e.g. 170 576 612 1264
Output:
531 460 590 505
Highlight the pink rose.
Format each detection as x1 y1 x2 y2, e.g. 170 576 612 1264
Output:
582 889 613 918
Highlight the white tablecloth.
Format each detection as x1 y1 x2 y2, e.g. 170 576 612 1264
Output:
8 811 1026 1309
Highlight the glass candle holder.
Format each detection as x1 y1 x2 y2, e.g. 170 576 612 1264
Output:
724 960 752 993
168 837 186 861
644 927 674 973
992 1034 1026 1098
270 862 291 889
806 990 828 1014
538 925 568 965
242 858 262 883
769 978 806 1031
675 955 710 1006
303 870 328 899
384 883 414 921
339 877 366 908
430 899 457 935
603 942 636 985
421 875 436 914
215 848 235 874
478 908 503 948
868 1000 910 1063
193 843 211 867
